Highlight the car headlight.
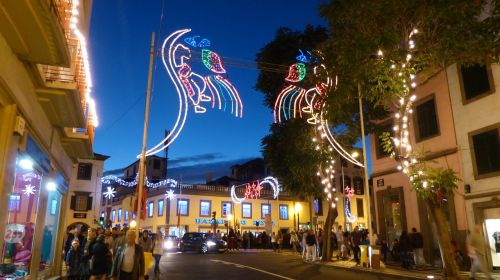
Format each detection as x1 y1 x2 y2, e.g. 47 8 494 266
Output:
223 241 227 246
164 240 173 249
207 241 216 247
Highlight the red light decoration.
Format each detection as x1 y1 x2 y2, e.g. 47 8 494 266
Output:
244 181 263 199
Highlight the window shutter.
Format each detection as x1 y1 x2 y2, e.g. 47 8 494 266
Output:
87 196 93 211
70 195 76 210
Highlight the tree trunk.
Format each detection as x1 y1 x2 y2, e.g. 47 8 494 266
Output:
425 200 460 279
322 206 338 262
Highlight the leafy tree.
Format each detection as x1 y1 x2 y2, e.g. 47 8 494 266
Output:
319 0 499 277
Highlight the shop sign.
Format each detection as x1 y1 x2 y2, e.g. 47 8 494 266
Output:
5 224 26 243
377 179 384 187
195 218 226 225
74 213 87 219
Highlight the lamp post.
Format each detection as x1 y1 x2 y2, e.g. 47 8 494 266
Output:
294 203 302 231
227 213 233 234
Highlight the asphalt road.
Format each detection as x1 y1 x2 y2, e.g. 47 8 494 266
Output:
151 250 422 280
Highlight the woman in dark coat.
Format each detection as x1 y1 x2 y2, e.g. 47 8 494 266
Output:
90 234 111 280
398 230 412 269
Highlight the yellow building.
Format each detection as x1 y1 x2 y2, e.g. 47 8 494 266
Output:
0 1 98 279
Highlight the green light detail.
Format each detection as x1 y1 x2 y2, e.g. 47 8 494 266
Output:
202 49 212 71
297 63 306 81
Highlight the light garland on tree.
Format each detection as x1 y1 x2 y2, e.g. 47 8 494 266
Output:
230 176 280 204
139 29 243 158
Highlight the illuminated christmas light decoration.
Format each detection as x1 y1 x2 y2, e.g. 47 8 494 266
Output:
296 49 312 63
103 186 116 199
230 176 280 204
101 174 178 189
344 186 357 223
285 63 307 82
23 185 36 196
141 29 243 157
165 189 176 200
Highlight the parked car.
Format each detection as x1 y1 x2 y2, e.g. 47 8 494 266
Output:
179 232 227 253
163 235 180 251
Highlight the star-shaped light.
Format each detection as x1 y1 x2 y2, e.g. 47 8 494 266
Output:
165 189 176 200
103 187 116 199
23 185 36 196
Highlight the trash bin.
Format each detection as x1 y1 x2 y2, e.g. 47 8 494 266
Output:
371 245 381 269
360 245 369 267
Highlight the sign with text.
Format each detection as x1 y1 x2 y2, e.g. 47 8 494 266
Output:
73 213 87 219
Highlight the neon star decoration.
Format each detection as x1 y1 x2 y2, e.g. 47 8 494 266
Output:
165 189 176 200
231 176 280 204
22 185 36 196
140 29 243 157
103 186 116 199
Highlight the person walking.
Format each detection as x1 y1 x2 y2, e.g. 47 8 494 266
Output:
111 230 145 280
151 231 164 275
409 227 425 267
65 239 82 280
467 225 494 280
399 230 412 270
350 226 362 264
276 231 283 253
138 230 152 253
90 234 111 280
336 226 345 260
290 231 299 253
305 229 317 262
82 228 97 279
271 232 277 252
301 230 307 259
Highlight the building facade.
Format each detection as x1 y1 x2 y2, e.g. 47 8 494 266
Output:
447 63 500 269
0 1 98 278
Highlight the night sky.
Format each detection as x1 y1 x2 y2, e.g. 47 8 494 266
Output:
90 0 328 182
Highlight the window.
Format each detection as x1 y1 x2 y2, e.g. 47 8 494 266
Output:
77 163 92 180
221 202 232 217
118 208 122 221
200 200 211 216
124 211 129 221
279 205 289 220
158 200 164 216
111 210 116 222
261 204 271 219
50 199 57 215
154 159 161 170
415 97 439 141
177 199 189 216
132 212 136 220
71 194 92 211
341 159 348 167
460 64 493 102
342 176 351 189
242 203 252 219
375 122 394 159
353 177 364 195
471 127 500 176
148 201 154 217
356 198 364 218
8 194 21 212
313 199 323 216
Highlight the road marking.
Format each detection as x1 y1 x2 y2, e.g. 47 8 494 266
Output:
211 259 295 280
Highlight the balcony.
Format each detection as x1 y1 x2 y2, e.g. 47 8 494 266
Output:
61 125 94 159
0 0 70 66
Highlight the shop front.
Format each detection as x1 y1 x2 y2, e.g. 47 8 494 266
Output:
472 199 500 270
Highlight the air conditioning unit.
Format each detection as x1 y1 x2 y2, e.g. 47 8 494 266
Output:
13 116 26 136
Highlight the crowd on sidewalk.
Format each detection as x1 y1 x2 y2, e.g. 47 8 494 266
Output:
63 226 164 280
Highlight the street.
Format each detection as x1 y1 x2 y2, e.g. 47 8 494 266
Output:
153 250 421 280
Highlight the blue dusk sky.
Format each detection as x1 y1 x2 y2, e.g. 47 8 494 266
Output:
90 0 332 182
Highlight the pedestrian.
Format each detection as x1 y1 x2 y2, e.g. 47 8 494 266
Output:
276 231 283 253
138 230 152 253
350 226 362 264
467 225 494 280
271 232 277 252
90 234 111 280
243 231 249 249
290 231 299 253
305 229 317 262
317 229 323 259
336 226 345 260
399 230 412 270
391 238 400 261
381 239 389 263
409 227 425 267
152 231 164 275
111 230 145 280
65 239 82 280
301 230 307 259
82 228 97 279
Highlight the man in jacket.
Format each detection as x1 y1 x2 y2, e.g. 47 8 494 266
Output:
111 230 145 280
409 227 425 267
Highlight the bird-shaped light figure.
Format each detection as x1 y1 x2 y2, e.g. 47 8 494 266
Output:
142 29 243 157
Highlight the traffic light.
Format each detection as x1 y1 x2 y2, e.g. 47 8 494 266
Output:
99 217 104 227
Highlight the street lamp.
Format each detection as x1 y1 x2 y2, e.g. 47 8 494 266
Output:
294 203 302 231
130 220 137 229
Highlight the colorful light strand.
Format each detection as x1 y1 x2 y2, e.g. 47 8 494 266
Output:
230 176 280 204
101 174 178 189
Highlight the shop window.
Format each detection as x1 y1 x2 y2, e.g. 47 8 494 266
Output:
221 202 232 217
279 205 289 220
148 202 154 217
200 200 211 217
261 204 271 219
40 188 62 271
112 210 116 222
356 198 364 218
8 194 21 212
342 176 351 189
242 203 252 219
118 208 122 221
415 97 439 141
158 200 164 216
77 163 92 180
471 127 500 176
177 199 189 216
460 64 493 102
3 165 42 276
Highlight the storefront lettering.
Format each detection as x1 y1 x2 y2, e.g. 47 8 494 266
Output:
195 218 226 225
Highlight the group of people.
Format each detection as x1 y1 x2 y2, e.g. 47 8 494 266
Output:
379 227 426 270
64 226 165 280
